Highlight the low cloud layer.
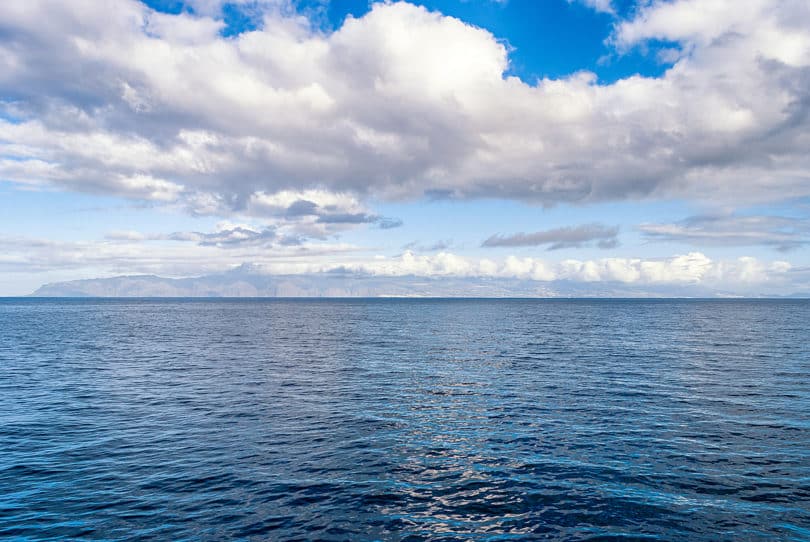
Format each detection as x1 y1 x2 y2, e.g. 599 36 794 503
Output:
483 223 619 250
2 0 810 216
2 231 803 296
334 251 796 290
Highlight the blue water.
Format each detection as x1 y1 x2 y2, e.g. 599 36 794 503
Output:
1 299 809 541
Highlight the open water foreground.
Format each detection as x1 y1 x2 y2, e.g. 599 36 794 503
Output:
1 298 809 541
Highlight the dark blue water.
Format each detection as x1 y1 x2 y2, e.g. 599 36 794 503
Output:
1 299 809 541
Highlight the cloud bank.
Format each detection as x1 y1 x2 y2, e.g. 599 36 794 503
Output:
334 251 796 292
2 0 810 218
2 229 802 295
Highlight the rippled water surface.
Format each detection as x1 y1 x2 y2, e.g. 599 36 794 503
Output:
1 299 809 541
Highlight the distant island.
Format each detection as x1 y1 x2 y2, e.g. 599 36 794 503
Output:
29 267 809 298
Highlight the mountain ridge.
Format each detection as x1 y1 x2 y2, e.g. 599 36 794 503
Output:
29 269 809 298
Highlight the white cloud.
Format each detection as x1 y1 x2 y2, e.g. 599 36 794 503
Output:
0 0 809 215
613 0 810 66
116 174 184 201
246 189 364 216
571 0 614 15
1 226 804 294
324 250 795 290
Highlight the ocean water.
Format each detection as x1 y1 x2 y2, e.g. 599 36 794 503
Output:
1 299 809 541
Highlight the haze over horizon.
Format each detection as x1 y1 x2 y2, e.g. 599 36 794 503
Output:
2 0 810 296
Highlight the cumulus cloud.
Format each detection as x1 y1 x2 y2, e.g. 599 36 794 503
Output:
482 223 619 250
1 0 810 216
640 213 810 251
298 250 800 292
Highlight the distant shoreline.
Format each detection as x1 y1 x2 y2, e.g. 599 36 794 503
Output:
5 296 809 301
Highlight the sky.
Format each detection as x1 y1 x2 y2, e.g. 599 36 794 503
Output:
1 0 810 296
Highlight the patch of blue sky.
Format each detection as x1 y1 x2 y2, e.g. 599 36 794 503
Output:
0 155 32 162
0 184 220 241
139 0 679 83
368 196 810 264
0 105 24 124
394 0 677 84
743 198 810 221
219 3 263 37
318 0 680 83
140 0 186 15
350 197 697 258
139 0 259 36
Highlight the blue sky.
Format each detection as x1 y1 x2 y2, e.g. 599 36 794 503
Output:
144 0 671 82
1 0 810 295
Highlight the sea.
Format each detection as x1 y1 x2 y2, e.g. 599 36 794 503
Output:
1 298 808 541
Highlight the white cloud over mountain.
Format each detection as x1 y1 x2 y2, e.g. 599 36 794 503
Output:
333 251 796 291
1 228 802 295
